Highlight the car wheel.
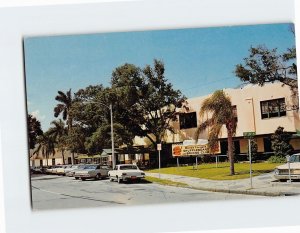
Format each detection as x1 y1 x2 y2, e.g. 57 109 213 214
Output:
109 175 114 182
81 178 86 181
95 174 100 180
75 177 79 180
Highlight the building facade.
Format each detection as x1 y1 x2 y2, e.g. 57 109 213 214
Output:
134 82 300 163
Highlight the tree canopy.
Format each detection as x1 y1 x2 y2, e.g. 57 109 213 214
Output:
27 114 43 150
235 45 297 89
111 59 186 147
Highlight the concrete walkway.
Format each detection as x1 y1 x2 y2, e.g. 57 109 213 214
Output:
146 172 300 197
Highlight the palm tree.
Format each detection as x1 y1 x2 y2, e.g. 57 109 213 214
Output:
194 90 236 175
33 132 56 166
54 89 73 131
48 119 68 165
54 89 75 164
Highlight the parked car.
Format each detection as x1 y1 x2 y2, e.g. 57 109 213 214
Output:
74 164 110 181
108 164 145 183
66 164 86 177
30 166 43 174
274 153 300 181
56 165 72 176
45 166 56 174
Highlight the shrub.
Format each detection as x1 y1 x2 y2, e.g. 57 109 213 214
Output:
268 155 287 163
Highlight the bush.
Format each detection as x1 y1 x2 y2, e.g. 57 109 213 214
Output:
268 155 286 163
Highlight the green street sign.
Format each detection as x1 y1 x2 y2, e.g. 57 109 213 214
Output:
243 132 256 138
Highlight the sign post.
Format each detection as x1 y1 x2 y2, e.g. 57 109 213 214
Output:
243 132 256 189
157 143 162 179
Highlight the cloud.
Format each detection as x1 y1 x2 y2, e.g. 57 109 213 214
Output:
31 110 46 121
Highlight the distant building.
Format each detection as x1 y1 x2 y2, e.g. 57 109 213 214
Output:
29 148 73 167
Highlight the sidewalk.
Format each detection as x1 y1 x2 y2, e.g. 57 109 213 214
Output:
146 172 300 197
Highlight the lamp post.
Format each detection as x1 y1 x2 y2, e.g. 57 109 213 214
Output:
245 98 256 189
85 101 115 169
109 104 115 169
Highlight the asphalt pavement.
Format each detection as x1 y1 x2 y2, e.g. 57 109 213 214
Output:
145 171 300 197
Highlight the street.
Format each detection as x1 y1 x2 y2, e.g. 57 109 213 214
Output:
31 174 264 210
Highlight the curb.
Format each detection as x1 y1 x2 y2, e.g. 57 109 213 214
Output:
186 185 283 197
146 174 288 197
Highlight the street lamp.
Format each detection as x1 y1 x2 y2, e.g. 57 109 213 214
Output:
85 101 115 169
245 97 256 189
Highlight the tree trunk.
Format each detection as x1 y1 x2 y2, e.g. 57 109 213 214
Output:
61 149 65 165
227 130 235 175
71 151 75 165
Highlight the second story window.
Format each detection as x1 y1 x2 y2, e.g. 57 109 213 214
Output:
260 98 286 119
179 112 197 129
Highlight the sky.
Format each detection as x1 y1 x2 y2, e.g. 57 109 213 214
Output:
24 23 296 131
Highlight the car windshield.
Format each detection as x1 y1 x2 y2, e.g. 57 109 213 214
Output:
290 154 300 163
119 165 138 170
84 165 97 170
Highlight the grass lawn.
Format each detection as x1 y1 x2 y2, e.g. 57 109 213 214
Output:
146 162 282 180
145 176 189 188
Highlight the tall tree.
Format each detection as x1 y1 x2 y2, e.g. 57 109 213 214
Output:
235 24 297 91
48 119 68 164
235 45 297 89
54 89 75 162
27 114 43 150
111 59 186 148
194 90 236 175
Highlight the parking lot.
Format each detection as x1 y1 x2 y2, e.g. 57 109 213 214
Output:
31 174 264 210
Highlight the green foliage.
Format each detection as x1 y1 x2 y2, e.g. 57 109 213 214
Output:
66 126 86 154
111 59 186 146
247 139 258 161
27 114 43 149
54 89 73 131
268 155 287 163
235 44 297 89
271 126 293 158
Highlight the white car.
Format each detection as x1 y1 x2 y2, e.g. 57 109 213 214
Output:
108 164 145 183
274 153 300 181
56 165 71 175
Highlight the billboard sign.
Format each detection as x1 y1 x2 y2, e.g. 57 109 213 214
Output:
172 144 208 157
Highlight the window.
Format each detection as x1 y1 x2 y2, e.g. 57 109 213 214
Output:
260 98 286 119
179 112 197 129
